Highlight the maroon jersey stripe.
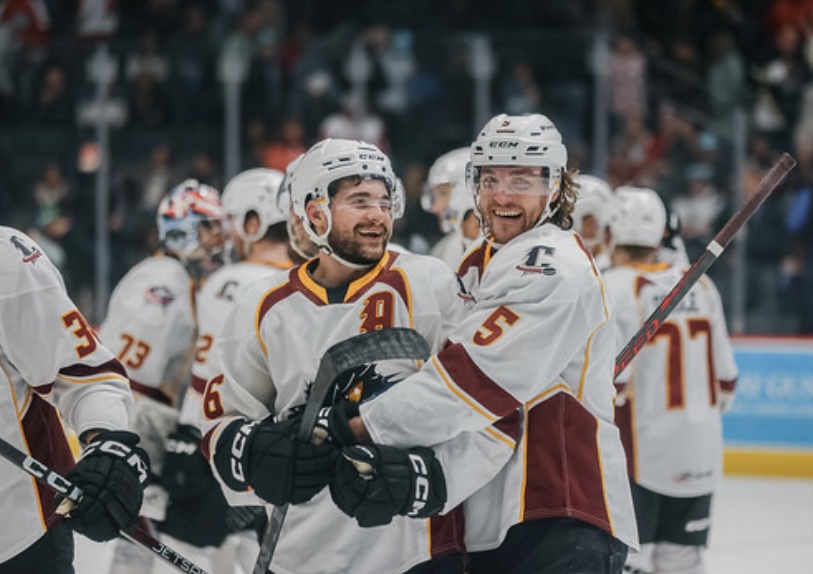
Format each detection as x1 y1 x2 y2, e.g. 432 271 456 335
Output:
523 393 613 533
22 395 76 520
428 506 465 557
436 342 521 418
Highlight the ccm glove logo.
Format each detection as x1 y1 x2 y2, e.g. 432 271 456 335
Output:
83 439 149 484
227 420 258 486
407 453 430 516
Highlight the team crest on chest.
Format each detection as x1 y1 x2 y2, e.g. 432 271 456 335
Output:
144 286 176 306
516 244 557 275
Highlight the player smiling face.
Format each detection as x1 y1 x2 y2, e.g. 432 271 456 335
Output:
327 175 394 265
477 166 559 245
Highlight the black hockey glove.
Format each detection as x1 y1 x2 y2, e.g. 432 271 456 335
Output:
63 430 150 542
213 417 339 506
311 400 359 445
161 424 213 499
330 444 447 528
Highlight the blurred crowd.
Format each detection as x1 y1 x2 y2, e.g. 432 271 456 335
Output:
0 0 811 333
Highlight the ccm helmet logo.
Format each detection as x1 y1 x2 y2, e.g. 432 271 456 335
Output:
489 141 518 148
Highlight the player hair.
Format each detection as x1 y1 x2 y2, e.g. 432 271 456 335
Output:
265 220 289 243
548 168 579 230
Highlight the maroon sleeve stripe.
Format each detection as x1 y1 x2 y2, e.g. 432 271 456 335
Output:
720 378 737 392
190 374 209 394
130 380 172 405
435 342 521 419
58 358 128 379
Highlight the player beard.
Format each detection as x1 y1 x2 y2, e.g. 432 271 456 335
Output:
328 224 389 265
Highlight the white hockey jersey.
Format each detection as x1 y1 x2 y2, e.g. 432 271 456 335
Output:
430 230 477 271
604 262 738 497
97 253 200 474
178 261 289 426
98 253 197 406
0 227 133 562
361 224 640 552
201 250 516 574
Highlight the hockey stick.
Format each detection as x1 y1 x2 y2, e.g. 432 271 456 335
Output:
0 436 210 574
252 327 431 574
614 152 796 379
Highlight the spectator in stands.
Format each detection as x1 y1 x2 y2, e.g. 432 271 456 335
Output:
261 117 306 172
318 91 389 151
671 162 725 262
609 34 647 131
126 30 170 83
127 71 173 128
500 59 541 115
75 0 119 43
30 61 73 125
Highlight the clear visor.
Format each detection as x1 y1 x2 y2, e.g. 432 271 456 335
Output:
469 166 558 195
328 174 403 218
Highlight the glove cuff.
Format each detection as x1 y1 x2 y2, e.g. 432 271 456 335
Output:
213 418 258 492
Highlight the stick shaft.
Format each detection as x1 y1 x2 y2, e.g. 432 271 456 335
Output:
0 436 210 574
614 152 796 379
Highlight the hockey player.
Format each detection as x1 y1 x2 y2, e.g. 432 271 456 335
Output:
199 138 515 574
0 226 149 572
422 147 481 268
97 179 226 574
159 168 293 574
327 114 639 573
604 186 737 574
572 173 615 271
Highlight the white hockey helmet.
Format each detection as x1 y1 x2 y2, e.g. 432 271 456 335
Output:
289 138 401 251
222 168 287 243
610 186 667 248
572 174 614 248
468 113 567 188
422 147 474 234
157 179 226 260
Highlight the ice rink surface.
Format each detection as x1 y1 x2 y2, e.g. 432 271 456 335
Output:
75 475 813 574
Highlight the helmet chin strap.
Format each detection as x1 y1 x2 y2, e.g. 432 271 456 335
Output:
307 203 381 272
322 244 375 271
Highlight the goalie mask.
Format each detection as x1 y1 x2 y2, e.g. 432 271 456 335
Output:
467 114 567 235
289 138 402 266
157 179 226 262
610 186 667 248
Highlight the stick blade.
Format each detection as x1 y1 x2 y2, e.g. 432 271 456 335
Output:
326 327 431 374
